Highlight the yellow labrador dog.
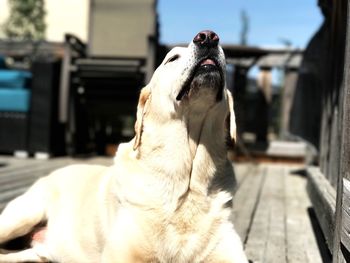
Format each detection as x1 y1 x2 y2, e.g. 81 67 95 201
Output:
0 30 247 263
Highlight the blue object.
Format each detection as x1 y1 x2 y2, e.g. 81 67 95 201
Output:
0 70 31 89
0 88 31 112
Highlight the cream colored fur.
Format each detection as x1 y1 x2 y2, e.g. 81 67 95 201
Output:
0 40 247 263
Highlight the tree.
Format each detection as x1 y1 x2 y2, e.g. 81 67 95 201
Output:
3 0 46 40
239 10 249 46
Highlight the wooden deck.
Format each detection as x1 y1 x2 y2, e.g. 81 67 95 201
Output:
0 156 324 262
233 164 325 262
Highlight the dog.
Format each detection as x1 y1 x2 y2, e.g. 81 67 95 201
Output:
0 30 248 263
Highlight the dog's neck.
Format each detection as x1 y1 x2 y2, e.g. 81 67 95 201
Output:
133 102 228 204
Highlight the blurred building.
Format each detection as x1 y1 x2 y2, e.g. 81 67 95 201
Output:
1 0 157 54
89 0 157 58
0 0 158 70
0 0 89 41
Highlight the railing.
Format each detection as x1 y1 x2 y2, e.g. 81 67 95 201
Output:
304 0 350 261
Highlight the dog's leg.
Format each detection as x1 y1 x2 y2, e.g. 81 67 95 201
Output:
0 247 49 262
0 178 47 244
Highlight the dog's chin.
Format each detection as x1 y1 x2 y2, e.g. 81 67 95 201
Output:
176 65 223 101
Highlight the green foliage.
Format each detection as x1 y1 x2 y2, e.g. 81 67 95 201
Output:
3 0 46 40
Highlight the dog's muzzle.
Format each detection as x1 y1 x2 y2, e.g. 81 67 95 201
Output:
176 30 225 101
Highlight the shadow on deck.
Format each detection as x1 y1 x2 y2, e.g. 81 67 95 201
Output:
0 156 330 262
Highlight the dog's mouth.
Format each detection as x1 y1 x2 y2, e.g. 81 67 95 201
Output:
176 57 224 101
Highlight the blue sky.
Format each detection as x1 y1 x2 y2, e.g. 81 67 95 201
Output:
158 0 323 48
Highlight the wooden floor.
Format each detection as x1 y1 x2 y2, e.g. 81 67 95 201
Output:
0 156 324 262
233 163 324 263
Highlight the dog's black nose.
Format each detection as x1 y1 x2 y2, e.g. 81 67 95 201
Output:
193 30 219 48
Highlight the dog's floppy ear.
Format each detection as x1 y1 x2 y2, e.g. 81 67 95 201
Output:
133 86 151 150
225 88 237 145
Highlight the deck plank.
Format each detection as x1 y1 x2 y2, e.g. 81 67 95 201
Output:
244 165 287 263
264 165 287 263
285 168 323 263
232 164 266 242
0 156 113 211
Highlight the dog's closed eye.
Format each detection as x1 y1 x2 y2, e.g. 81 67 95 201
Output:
165 54 180 64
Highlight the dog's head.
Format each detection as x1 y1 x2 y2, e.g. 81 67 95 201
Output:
134 30 236 150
